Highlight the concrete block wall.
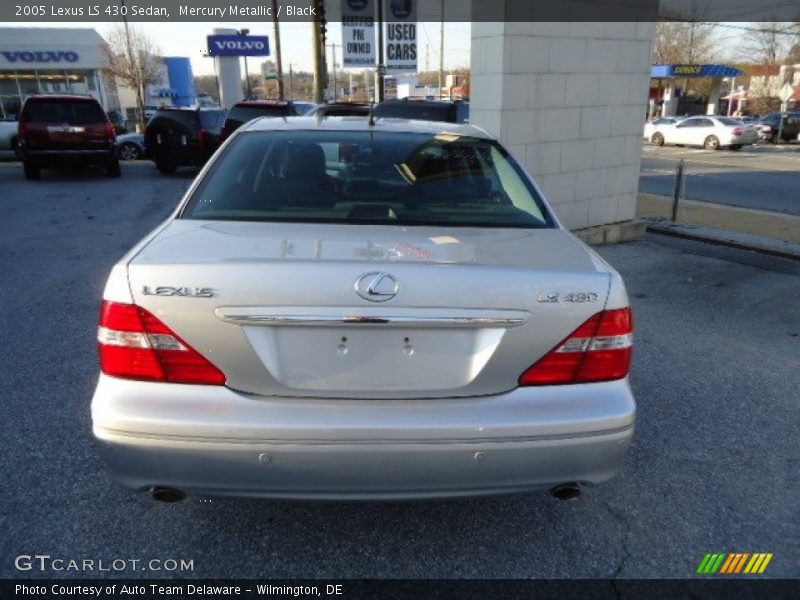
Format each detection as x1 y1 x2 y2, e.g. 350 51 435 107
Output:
470 21 657 230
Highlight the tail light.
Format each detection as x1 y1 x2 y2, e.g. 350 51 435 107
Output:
98 300 225 385
519 308 633 386
105 121 117 142
732 127 743 135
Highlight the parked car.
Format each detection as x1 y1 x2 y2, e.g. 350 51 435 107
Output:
308 102 372 117
0 116 19 158
754 112 800 144
92 116 635 502
144 107 227 174
116 132 145 160
648 115 758 150
292 101 318 115
643 116 684 140
17 94 120 179
373 98 470 123
221 101 305 141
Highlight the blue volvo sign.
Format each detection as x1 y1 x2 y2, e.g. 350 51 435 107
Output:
207 35 270 57
0 51 79 63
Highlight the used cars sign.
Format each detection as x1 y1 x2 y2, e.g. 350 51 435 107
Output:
206 35 270 57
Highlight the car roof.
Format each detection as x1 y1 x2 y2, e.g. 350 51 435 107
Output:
241 116 491 138
25 94 99 102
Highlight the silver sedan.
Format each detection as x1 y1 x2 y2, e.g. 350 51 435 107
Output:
92 117 635 501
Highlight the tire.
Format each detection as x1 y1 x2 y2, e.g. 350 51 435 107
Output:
10 136 20 160
729 145 742 151
118 142 142 161
704 135 720 150
155 159 177 175
23 160 40 180
770 132 780 144
651 132 664 146
107 159 121 178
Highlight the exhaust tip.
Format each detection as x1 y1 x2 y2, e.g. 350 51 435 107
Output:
550 483 582 501
151 486 186 503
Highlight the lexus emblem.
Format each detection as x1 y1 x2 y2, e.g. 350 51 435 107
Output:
354 272 399 302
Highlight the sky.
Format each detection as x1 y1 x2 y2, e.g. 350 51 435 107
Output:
9 21 473 76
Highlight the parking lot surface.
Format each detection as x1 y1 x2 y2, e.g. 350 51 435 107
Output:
1 161 798 578
639 144 800 216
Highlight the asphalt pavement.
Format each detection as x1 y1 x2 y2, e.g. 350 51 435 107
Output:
1 161 798 579
639 143 800 216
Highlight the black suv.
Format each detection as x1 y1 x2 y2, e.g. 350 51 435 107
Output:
144 107 227 174
17 95 120 179
373 99 469 123
755 112 800 143
307 102 372 117
221 101 305 141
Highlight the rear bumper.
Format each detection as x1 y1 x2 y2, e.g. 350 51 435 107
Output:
21 148 116 165
91 374 636 500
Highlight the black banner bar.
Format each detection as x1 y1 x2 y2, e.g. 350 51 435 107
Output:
1 0 797 23
3 579 800 600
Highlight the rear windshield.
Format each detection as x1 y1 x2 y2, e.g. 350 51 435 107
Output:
23 99 105 124
716 117 742 126
181 130 552 228
199 109 226 130
374 103 454 122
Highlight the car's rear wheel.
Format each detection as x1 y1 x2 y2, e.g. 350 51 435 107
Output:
10 136 20 160
770 132 780 144
156 159 177 175
23 160 40 180
704 135 720 150
651 132 664 146
118 142 142 161
107 159 122 178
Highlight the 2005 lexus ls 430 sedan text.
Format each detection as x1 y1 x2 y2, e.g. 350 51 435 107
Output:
91 117 635 502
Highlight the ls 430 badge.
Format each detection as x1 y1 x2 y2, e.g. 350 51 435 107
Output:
142 286 217 298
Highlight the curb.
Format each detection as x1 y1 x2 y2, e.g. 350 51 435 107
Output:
644 219 800 262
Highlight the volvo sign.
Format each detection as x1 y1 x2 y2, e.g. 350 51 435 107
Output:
0 51 79 63
206 35 270 57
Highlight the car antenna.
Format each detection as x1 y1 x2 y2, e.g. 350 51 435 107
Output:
368 101 376 127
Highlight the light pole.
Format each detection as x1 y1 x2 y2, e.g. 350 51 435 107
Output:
271 0 284 100
239 28 252 99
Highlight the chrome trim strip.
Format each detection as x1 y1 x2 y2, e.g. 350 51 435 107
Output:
218 314 526 328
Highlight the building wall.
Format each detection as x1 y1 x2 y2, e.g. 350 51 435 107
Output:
470 22 656 230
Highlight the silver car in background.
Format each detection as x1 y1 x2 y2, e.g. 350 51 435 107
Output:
648 115 758 150
92 117 635 501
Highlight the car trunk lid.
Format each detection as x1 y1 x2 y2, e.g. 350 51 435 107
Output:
127 221 611 399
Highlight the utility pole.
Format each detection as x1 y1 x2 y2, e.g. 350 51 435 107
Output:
439 0 445 99
376 0 385 101
271 0 284 100
288 64 294 99
311 0 326 103
328 43 340 102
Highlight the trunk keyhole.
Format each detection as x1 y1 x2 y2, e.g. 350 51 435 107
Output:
403 337 414 356
337 336 348 356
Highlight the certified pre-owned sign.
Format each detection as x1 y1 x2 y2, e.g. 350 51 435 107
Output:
206 35 270 57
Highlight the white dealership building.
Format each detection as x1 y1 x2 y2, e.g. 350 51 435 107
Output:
0 27 120 119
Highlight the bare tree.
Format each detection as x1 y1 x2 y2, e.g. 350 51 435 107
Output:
739 22 790 65
653 21 719 65
101 24 162 131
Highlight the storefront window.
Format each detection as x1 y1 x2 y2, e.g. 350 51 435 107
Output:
66 71 89 94
16 71 39 95
0 73 19 96
37 70 70 93
0 96 22 119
